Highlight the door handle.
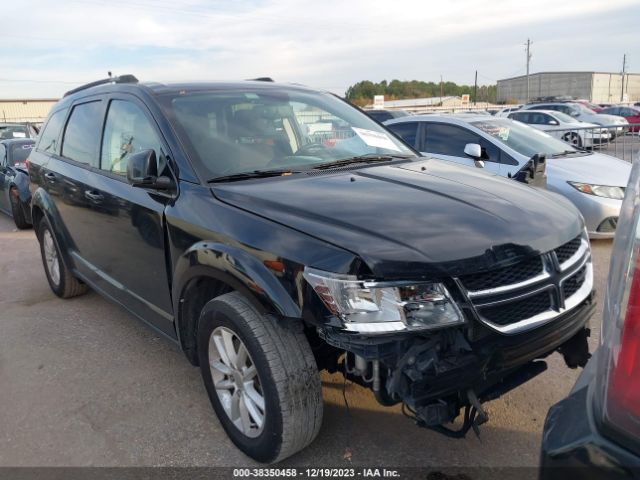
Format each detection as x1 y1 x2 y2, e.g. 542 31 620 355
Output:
84 190 104 202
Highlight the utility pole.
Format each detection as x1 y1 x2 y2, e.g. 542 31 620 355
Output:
473 70 478 106
440 75 444 99
525 39 532 102
621 54 627 102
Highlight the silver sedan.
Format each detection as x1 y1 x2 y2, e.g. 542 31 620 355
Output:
384 115 631 238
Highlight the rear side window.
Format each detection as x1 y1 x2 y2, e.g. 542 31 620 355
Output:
101 100 164 176
37 109 67 155
387 122 418 148
423 124 479 156
62 101 103 167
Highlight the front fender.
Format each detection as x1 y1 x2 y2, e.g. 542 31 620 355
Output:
172 241 302 320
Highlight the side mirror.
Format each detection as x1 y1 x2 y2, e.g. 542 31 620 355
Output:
126 149 173 190
464 143 485 168
548 120 559 125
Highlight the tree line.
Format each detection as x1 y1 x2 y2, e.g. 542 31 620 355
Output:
345 80 497 106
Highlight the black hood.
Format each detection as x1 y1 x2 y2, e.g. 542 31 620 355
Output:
212 159 583 279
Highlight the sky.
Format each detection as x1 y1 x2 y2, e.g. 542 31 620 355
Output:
1 0 638 98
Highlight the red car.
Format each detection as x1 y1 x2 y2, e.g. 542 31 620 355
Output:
574 99 604 112
600 105 640 132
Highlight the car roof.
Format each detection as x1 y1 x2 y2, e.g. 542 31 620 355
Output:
385 113 505 126
0 138 35 147
60 78 322 105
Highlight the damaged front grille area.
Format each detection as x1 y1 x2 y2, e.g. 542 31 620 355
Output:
458 256 544 292
554 235 582 264
478 290 552 326
458 233 592 334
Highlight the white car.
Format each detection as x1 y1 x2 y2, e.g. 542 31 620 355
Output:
494 106 522 117
507 109 611 148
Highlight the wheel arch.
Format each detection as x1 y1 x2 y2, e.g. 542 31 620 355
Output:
173 241 303 365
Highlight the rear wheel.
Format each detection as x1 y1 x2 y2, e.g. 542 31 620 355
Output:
9 187 30 229
198 292 323 463
38 219 88 298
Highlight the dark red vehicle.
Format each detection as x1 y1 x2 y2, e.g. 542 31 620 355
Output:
600 106 640 132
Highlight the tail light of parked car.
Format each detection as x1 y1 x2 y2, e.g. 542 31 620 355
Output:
597 156 640 451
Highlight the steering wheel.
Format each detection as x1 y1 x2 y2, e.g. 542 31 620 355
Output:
294 142 329 156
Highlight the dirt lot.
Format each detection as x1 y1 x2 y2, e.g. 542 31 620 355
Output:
0 214 613 470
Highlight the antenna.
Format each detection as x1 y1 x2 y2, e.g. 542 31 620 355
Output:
525 39 532 102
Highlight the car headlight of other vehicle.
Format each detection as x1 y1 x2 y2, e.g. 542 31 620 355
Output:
568 182 625 200
303 267 465 333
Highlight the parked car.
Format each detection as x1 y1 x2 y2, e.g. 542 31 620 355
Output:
574 99 604 113
385 114 547 186
30 75 594 463
494 106 522 116
385 115 631 238
540 159 640 479
521 102 628 137
600 105 640 133
364 109 410 123
0 122 38 140
507 109 611 148
0 138 34 228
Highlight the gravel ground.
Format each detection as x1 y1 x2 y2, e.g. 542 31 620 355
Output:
0 214 612 472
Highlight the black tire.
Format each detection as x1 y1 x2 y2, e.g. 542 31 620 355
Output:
9 187 30 230
562 132 582 148
37 218 88 298
197 292 323 463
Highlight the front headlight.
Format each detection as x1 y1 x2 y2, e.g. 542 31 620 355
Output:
568 182 625 200
303 267 465 333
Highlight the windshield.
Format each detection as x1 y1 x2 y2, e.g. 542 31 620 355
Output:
470 119 581 157
0 124 28 139
551 111 576 123
574 104 595 114
159 88 414 179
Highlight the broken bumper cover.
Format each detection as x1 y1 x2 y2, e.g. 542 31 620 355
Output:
321 292 595 430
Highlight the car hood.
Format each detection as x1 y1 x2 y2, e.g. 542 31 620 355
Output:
546 152 632 186
212 159 583 279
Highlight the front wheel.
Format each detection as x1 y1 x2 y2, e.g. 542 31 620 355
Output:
198 292 323 463
562 132 582 148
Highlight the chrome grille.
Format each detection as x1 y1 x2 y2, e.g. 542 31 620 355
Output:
554 235 582 264
458 256 543 292
478 290 552 326
562 265 587 299
458 232 593 334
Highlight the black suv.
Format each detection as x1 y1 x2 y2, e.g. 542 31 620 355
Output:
29 75 595 463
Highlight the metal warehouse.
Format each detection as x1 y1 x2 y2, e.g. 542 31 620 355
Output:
0 99 57 123
497 72 640 104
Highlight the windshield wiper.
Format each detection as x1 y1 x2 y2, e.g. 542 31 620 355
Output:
311 153 412 170
207 169 299 183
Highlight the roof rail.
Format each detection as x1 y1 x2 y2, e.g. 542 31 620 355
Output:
64 74 139 97
248 77 274 82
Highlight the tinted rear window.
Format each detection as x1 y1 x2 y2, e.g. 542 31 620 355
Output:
62 101 103 166
10 142 34 163
37 109 68 155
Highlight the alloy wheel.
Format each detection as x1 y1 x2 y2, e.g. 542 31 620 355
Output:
208 326 265 438
43 229 60 287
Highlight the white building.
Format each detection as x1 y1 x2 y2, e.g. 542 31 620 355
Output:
497 72 640 104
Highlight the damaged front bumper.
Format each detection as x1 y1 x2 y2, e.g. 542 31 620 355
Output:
319 292 595 437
